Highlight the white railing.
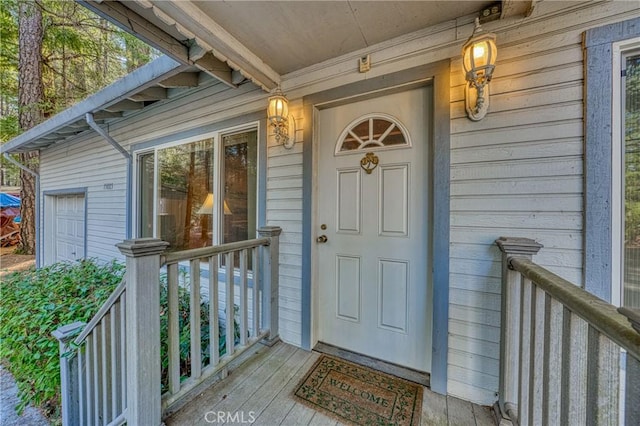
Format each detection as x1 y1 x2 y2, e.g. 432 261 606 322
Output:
160 233 279 413
53 279 127 426
496 237 640 426
54 226 281 426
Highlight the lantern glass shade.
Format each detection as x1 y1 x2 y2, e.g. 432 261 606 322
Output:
268 94 289 125
462 33 497 78
197 193 232 215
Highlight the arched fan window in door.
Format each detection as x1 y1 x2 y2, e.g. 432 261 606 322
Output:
335 113 411 154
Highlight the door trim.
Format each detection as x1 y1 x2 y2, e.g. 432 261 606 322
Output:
301 60 451 394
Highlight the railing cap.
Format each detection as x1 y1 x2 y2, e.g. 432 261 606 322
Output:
258 226 282 237
52 321 86 343
619 307 640 335
116 238 170 257
495 236 543 256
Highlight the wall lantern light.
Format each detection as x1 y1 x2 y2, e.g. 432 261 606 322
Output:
462 18 497 121
267 88 296 149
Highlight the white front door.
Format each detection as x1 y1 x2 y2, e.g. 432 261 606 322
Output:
54 194 85 263
317 87 432 372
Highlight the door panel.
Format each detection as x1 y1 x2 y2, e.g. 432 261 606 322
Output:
54 194 85 263
317 87 432 372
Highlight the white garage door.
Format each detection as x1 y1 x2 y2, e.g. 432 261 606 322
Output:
54 194 85 263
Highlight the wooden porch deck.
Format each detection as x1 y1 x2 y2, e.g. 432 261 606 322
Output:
164 342 497 426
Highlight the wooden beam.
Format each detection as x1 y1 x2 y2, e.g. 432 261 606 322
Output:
128 87 168 102
103 99 144 112
150 1 280 91
56 126 89 134
79 1 189 61
91 111 123 120
80 1 237 87
190 47 235 88
157 72 200 88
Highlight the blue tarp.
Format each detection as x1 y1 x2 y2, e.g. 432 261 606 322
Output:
0 193 20 208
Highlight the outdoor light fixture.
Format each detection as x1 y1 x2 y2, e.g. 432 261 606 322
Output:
267 88 296 149
462 18 497 121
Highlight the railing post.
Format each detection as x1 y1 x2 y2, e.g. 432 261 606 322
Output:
116 238 169 426
495 237 542 423
258 226 282 345
53 321 86 426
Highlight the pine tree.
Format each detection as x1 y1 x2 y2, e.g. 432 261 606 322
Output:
17 0 43 255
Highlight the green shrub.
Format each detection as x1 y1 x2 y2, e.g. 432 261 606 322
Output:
0 259 124 418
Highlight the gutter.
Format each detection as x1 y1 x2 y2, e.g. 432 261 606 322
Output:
85 113 133 238
2 153 41 268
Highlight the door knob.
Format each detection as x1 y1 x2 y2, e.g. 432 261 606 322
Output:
316 235 328 243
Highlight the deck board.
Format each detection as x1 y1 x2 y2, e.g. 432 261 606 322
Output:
164 342 496 425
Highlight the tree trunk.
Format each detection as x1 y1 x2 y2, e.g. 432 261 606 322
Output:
18 0 44 255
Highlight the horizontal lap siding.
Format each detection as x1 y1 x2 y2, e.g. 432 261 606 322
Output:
41 135 127 262
447 1 640 404
266 123 304 346
40 80 263 263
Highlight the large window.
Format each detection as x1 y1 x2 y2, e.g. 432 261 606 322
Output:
137 127 258 252
622 50 640 308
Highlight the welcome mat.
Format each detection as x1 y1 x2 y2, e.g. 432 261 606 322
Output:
294 355 423 426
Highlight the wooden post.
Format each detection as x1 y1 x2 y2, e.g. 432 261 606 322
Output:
116 238 169 426
495 237 542 423
258 226 281 345
53 321 86 426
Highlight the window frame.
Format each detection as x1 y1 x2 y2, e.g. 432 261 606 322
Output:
132 122 261 246
584 17 640 302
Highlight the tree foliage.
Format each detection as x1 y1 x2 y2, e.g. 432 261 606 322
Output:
0 0 156 249
1 0 156 127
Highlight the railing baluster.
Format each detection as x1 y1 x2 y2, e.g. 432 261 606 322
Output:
78 350 86 425
252 246 260 338
239 249 248 346
586 327 620 425
530 284 545 423
225 252 235 357
626 354 640 425
120 292 127 410
167 263 180 395
543 297 562 424
110 303 119 420
561 310 587 425
190 259 202 379
93 326 102 425
519 277 533 426
209 255 220 366
101 316 111 424
85 333 93 424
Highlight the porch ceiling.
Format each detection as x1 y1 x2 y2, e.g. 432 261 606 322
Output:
80 0 508 90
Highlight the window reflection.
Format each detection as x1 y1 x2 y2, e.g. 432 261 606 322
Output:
157 139 214 251
624 53 640 308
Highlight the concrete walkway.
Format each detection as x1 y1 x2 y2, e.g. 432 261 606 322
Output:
0 365 49 425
